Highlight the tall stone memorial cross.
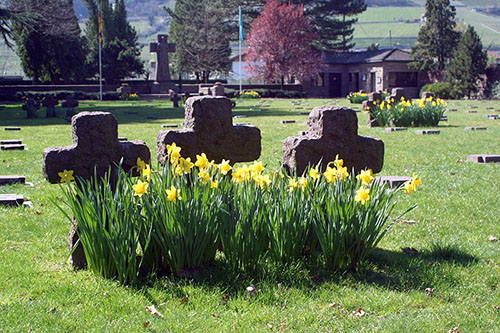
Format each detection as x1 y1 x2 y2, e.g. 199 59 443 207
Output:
42 112 151 183
282 106 384 175
157 96 261 165
150 34 175 84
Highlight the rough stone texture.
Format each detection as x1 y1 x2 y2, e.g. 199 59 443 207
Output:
363 92 383 128
376 176 412 188
157 96 261 165
0 176 26 186
465 127 487 131
282 106 384 175
386 88 408 103
0 194 24 206
415 130 440 135
117 83 132 97
62 96 78 109
43 112 151 183
467 155 500 163
212 84 225 97
22 98 41 118
42 112 151 268
421 92 435 100
68 218 87 268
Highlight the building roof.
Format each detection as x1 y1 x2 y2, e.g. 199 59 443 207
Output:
324 48 413 65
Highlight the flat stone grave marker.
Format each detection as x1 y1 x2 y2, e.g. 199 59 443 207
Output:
147 116 168 120
1 144 26 151
0 175 26 186
467 155 500 163
415 129 440 135
300 112 309 115
0 194 25 206
440 116 448 121
385 127 407 132
486 107 494 110
118 137 128 142
376 176 412 188
124 111 138 115
162 124 178 128
283 106 384 175
298 131 308 136
466 110 477 113
450 108 457 111
281 120 296 124
233 115 247 118
5 127 20 131
0 140 22 145
236 122 251 126
465 127 487 131
157 96 261 165
485 114 499 120
42 111 151 183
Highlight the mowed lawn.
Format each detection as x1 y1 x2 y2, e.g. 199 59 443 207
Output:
0 98 499 331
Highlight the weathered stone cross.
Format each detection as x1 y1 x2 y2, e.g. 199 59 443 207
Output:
282 106 385 175
150 34 175 83
42 112 151 183
157 96 261 165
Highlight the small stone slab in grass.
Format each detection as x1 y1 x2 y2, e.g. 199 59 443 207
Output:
162 124 178 128
235 122 251 126
467 155 500 163
299 112 309 115
124 111 138 115
147 116 168 120
485 114 499 120
376 176 412 188
486 107 494 110
0 144 26 150
261 105 271 107
298 131 308 136
281 120 296 124
233 115 247 118
118 137 128 142
466 110 477 114
0 140 22 145
0 176 26 186
465 127 487 131
5 127 21 131
415 129 440 135
0 194 25 206
440 117 448 121
450 108 458 111
385 127 407 132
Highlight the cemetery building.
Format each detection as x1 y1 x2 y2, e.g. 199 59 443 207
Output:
303 48 427 98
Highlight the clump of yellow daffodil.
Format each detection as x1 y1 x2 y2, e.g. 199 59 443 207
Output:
195 153 211 170
133 180 148 197
356 169 374 186
218 159 232 175
167 143 181 164
166 185 182 202
404 174 422 194
355 187 370 205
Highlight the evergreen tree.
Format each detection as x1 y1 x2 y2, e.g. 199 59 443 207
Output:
166 0 232 83
10 0 86 83
447 25 488 99
0 1 34 48
84 0 143 84
410 0 460 71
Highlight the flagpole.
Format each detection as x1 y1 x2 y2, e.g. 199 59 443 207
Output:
239 6 242 94
99 38 103 101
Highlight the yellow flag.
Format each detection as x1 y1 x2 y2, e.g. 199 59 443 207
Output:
98 12 103 41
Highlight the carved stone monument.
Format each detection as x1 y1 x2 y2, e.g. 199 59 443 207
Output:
149 34 178 93
157 96 261 165
42 112 151 268
282 106 384 175
42 96 59 118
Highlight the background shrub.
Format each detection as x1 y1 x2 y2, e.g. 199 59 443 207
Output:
489 80 500 99
420 82 453 99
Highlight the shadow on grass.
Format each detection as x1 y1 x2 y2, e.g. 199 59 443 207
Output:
136 243 478 302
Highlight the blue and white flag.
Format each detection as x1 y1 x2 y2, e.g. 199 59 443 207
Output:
239 6 244 41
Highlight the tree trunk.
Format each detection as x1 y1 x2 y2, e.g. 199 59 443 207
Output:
178 72 183 93
280 76 284 90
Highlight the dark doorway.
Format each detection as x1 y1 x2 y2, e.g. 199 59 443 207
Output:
370 72 376 93
354 73 360 92
329 73 342 97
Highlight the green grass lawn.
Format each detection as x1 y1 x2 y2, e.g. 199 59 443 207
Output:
0 98 499 331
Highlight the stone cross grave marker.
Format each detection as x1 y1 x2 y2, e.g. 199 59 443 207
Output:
43 112 151 183
363 92 383 127
150 34 177 93
42 112 151 268
157 96 261 165
42 96 59 118
282 106 384 175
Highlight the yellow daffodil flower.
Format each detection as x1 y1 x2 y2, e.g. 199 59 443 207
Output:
250 161 265 175
195 153 210 170
323 166 337 183
298 176 308 191
355 187 370 205
257 174 272 189
309 167 320 181
133 180 148 197
289 178 300 192
356 169 374 186
167 143 181 164
58 169 75 183
333 155 344 168
336 166 348 180
142 164 152 181
210 180 219 189
166 185 182 202
218 159 232 175
198 169 211 184
137 157 146 171
180 157 194 174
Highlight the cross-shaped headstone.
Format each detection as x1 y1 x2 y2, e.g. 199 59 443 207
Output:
42 96 59 118
157 96 261 165
42 112 151 183
282 106 385 175
150 34 175 83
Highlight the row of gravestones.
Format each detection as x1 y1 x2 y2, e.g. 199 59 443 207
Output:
23 96 79 120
